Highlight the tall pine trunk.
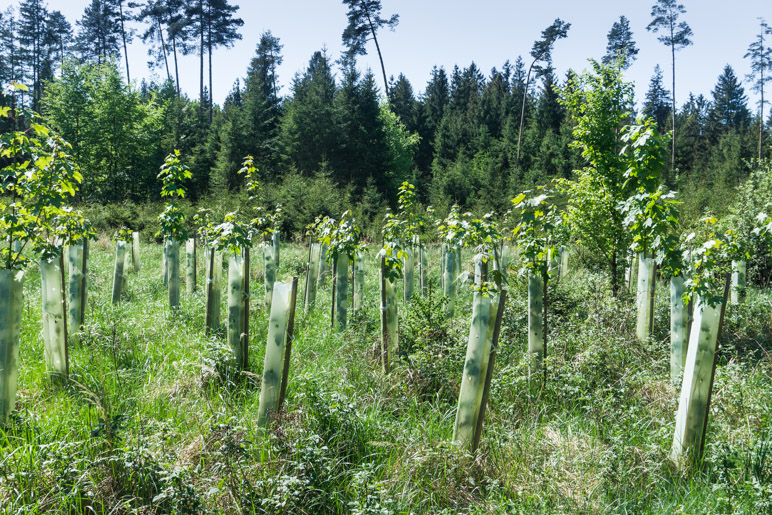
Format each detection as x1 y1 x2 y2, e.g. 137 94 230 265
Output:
364 9 390 102
118 0 131 84
207 1 213 124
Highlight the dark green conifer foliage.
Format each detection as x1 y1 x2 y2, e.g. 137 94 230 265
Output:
603 15 638 69
643 65 672 132
709 65 751 136
75 0 122 65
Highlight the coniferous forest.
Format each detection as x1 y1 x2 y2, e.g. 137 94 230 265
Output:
1 0 772 513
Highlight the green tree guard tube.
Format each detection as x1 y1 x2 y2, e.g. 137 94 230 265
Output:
635 253 656 342
264 243 277 312
257 281 293 426
380 258 399 373
453 292 492 447
0 270 24 423
131 232 141 272
305 243 321 314
162 239 169 287
671 296 722 466
670 275 688 382
167 240 180 309
122 241 130 294
730 260 746 305
273 231 280 271
354 249 365 311
67 243 87 343
111 241 127 304
335 254 350 330
559 246 569 280
185 238 196 294
318 243 329 284
41 254 68 377
528 271 544 380
205 248 222 333
403 247 414 303
228 253 246 369
442 246 457 318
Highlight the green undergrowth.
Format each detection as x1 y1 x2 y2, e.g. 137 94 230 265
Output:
0 241 770 513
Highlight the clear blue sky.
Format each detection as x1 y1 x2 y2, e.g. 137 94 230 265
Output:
11 0 772 112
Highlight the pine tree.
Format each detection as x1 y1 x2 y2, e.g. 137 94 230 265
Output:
516 19 571 170
744 18 772 158
643 65 671 132
205 0 242 123
603 15 638 69
44 11 72 70
18 0 49 110
647 0 693 171
135 0 173 85
341 0 398 101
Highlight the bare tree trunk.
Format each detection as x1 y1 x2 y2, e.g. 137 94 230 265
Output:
158 21 171 83
670 25 677 172
199 0 205 108
207 0 213 124
364 10 390 102
516 61 536 172
118 0 131 84
172 36 180 96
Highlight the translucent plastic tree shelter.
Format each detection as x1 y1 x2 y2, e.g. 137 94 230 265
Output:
730 260 746 305
131 232 141 272
204 248 222 334
67 241 88 343
669 276 688 381
353 250 365 311
304 241 321 314
379 255 398 374
41 254 69 377
528 271 545 380
167 240 180 309
111 241 127 304
0 270 24 423
635 253 656 342
257 277 298 427
453 262 506 451
186 238 196 294
264 243 277 312
671 295 723 466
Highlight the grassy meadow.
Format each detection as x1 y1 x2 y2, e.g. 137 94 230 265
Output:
0 237 771 514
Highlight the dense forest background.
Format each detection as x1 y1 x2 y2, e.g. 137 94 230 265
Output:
0 0 769 237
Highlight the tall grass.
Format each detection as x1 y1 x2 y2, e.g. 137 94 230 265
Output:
0 240 770 513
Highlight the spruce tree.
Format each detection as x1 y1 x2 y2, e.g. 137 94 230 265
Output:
603 15 638 69
643 65 672 132
709 65 751 135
